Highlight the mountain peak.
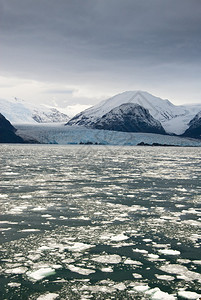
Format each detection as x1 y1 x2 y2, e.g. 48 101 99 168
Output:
91 102 166 134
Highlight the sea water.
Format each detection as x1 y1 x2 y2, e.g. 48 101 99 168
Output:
0 144 201 300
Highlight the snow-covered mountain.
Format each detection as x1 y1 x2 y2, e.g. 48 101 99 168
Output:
0 98 70 124
67 91 201 135
91 103 166 134
183 111 201 138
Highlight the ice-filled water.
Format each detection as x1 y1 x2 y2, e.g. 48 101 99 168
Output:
0 144 201 300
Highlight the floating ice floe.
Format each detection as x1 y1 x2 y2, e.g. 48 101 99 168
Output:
36 293 59 300
7 282 21 287
65 242 94 252
159 264 201 283
133 285 176 299
101 266 113 272
133 285 150 292
124 259 143 265
110 233 129 242
178 290 201 299
20 229 40 232
133 248 148 254
67 264 95 275
147 253 159 260
27 267 56 281
91 254 122 264
158 249 180 256
144 287 176 300
5 267 27 274
155 274 175 281
132 273 142 279
32 207 47 211
192 260 201 265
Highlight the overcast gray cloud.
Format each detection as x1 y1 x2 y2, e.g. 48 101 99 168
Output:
0 0 201 107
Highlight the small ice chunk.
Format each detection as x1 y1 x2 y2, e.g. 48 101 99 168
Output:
133 248 148 254
124 259 143 265
151 290 176 300
91 254 121 264
65 242 94 252
36 293 59 300
113 283 126 291
147 253 159 259
5 267 27 274
155 274 175 281
101 267 113 272
192 260 201 265
27 267 56 281
7 282 21 287
158 249 180 256
67 264 95 275
133 285 150 292
110 233 129 242
178 290 201 299
20 229 40 232
32 207 46 211
132 273 142 279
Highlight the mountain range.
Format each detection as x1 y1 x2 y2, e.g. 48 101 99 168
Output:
1 91 201 143
67 91 201 136
0 97 69 124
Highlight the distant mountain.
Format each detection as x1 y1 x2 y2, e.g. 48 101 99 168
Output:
67 91 201 135
0 113 25 143
0 98 70 124
91 103 166 134
183 111 201 139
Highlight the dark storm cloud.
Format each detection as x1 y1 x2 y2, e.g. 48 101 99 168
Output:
0 0 201 99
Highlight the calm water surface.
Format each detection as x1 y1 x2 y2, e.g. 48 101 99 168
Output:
0 145 201 300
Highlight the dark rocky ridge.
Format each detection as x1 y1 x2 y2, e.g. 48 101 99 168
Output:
90 103 166 134
183 112 201 139
0 113 25 143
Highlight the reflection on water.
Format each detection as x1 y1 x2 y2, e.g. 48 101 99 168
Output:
0 145 201 299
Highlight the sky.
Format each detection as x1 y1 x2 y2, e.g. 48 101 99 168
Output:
0 0 201 115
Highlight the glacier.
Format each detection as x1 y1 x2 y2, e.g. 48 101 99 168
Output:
15 123 201 146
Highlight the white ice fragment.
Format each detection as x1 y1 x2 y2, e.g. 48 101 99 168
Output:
20 229 40 232
124 259 143 265
32 207 46 211
132 273 142 279
27 267 56 281
5 267 27 274
133 248 148 254
113 283 126 291
91 254 121 264
192 260 201 265
38 246 51 251
67 265 95 275
178 290 201 299
155 274 175 281
158 249 180 256
110 233 129 242
65 242 94 252
36 293 59 300
7 282 21 287
101 267 113 272
133 285 150 292
147 253 159 259
151 290 176 300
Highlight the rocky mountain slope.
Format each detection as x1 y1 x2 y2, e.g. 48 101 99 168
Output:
0 98 70 124
0 113 25 143
67 91 201 135
183 111 201 139
91 103 166 134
